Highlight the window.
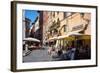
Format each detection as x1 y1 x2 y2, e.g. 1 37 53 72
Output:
67 12 72 17
53 12 55 17
57 18 60 27
63 25 67 32
57 11 59 15
63 12 66 19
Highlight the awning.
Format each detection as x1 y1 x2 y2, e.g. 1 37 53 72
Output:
48 37 58 41
57 35 75 40
23 37 40 42
67 32 83 37
57 32 90 40
66 32 91 40
57 32 83 39
78 35 91 40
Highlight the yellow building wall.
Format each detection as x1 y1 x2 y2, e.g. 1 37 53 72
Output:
84 13 91 35
60 19 67 35
44 12 91 41
58 13 91 36
68 13 83 32
85 23 91 35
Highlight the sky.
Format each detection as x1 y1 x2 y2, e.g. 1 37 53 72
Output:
25 10 39 24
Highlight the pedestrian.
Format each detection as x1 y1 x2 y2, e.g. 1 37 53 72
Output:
70 46 76 60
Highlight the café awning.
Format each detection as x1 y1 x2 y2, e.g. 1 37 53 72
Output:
67 32 91 40
23 37 40 42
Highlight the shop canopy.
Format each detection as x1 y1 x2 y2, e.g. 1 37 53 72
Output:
48 37 58 41
23 37 40 42
78 35 91 40
66 32 91 40
57 35 75 40
57 32 90 40
67 32 83 36
48 32 90 42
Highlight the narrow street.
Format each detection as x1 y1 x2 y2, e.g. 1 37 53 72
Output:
23 47 53 62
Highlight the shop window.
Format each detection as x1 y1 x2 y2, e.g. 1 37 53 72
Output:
77 40 83 47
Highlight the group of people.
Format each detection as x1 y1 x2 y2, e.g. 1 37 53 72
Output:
48 44 90 61
48 44 76 60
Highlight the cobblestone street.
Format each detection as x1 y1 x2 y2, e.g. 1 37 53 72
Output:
23 47 53 62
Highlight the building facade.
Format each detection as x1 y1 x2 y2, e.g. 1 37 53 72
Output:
43 11 53 44
42 11 91 45
22 17 31 38
29 11 43 44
